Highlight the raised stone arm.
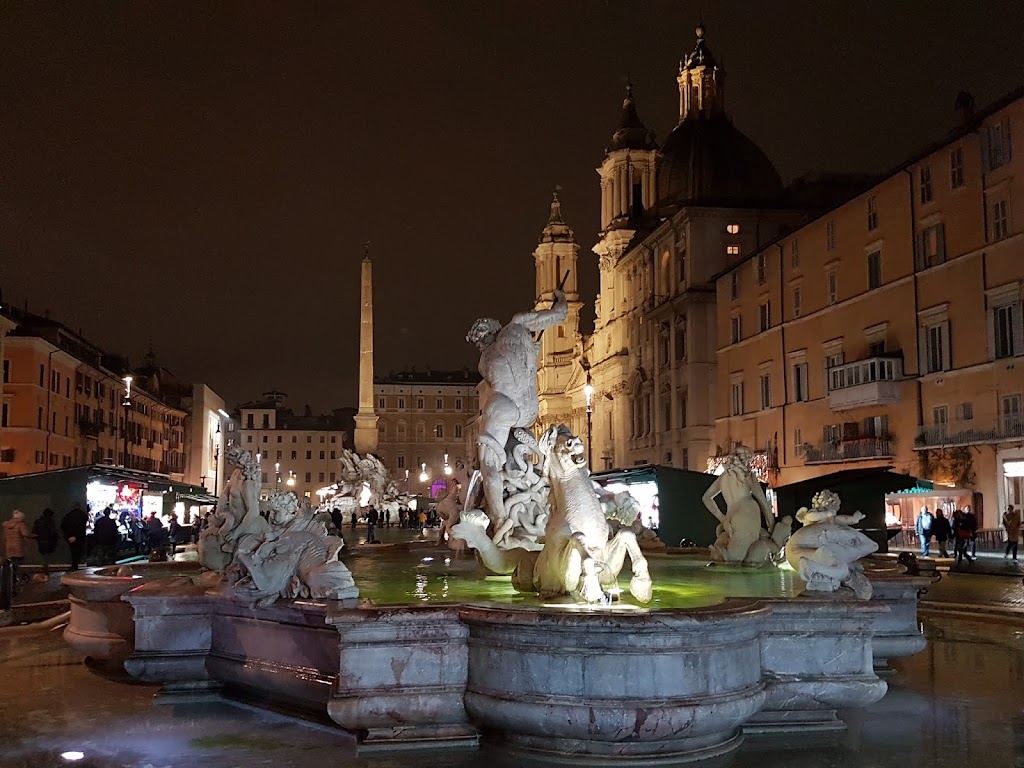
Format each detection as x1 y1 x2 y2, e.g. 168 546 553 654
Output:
701 478 727 524
510 290 568 334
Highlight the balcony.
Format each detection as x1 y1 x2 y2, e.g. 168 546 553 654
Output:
915 419 1024 449
828 356 903 411
804 437 895 464
77 418 105 439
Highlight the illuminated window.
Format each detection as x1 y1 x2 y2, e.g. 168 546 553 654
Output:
726 223 740 234
727 244 740 255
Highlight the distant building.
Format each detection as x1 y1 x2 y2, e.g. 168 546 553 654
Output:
374 369 480 495
714 87 1024 527
0 306 226 492
235 392 350 501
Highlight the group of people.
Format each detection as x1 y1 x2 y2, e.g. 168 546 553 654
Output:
913 504 1024 564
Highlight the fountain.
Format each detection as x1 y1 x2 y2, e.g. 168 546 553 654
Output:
60 291 930 764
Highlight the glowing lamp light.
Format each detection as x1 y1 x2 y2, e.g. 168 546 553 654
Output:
419 462 428 483
584 382 595 408
443 453 452 476
286 475 296 487
61 753 85 762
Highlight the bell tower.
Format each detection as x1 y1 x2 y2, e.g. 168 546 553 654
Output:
535 188 582 397
677 23 725 122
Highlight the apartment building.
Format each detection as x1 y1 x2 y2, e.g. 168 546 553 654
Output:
715 88 1024 526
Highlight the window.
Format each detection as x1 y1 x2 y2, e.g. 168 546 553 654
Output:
1003 395 1022 433
291 450 297 459
869 340 886 356
824 352 843 392
398 397 405 409
330 472 336 482
932 406 949 432
790 239 799 268
986 117 1012 170
2 360 7 383
826 271 838 305
262 435 268 443
867 196 878 230
950 146 965 188
727 244 740 256
956 402 974 421
759 302 770 332
276 450 282 460
416 397 424 409
434 423 444 439
291 436 297 443
397 455 405 469
305 450 311 459
991 301 1022 359
727 223 740 234
276 435 282 443
306 436 312 443
378 397 386 409
331 436 336 443
675 320 687 360
304 472 311 483
454 424 463 438
826 219 837 251
246 413 254 428
730 271 739 300
319 451 325 459
917 223 946 269
919 164 933 204
792 286 802 318
730 315 742 344
455 398 463 410
794 428 804 456
793 362 809 402
755 253 767 285
436 398 443 410
729 382 743 416
318 472 325 482
261 472 268 484
867 250 882 290
759 374 772 410
992 199 1009 241
246 435 253 443
320 436 325 443
922 321 951 373
1 403 7 428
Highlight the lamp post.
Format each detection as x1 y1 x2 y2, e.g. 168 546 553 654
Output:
212 421 221 496
275 462 281 492
122 375 133 468
443 453 452 476
584 377 595 470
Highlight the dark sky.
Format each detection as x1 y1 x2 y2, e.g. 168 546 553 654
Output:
2 1 1022 412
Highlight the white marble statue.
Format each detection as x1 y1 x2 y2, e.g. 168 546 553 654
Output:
321 449 402 514
233 496 358 607
785 489 878 599
198 445 269 572
467 290 567 534
197 447 358 606
452 425 652 604
703 446 791 565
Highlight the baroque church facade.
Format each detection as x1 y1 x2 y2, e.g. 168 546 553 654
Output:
536 25 804 472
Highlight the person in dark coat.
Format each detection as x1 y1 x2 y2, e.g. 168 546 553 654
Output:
61 505 89 570
93 508 120 565
32 508 60 575
931 509 952 559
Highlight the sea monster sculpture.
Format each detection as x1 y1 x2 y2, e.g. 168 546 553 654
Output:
784 489 878 599
702 445 792 565
451 425 652 603
197 445 268 572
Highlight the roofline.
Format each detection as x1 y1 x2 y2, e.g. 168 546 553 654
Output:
713 85 1024 283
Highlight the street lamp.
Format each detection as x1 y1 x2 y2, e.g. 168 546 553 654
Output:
419 463 428 483
122 375 133 468
443 453 452 476
213 421 221 496
275 462 281 492
584 376 595 469
286 470 296 487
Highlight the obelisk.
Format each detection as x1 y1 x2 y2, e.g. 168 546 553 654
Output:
353 242 379 454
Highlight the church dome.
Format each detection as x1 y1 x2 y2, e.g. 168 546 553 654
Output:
656 115 782 208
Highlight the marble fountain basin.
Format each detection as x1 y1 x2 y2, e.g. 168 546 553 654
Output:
60 551 931 764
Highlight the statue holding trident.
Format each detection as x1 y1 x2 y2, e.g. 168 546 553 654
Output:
466 275 569 533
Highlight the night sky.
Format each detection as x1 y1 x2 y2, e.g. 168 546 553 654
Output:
2 2 1022 412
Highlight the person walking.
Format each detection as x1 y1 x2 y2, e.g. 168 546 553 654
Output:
932 508 952 559
3 511 37 589
167 514 181 557
963 505 979 560
61 504 89 571
92 508 120 566
1002 504 1022 561
32 508 60 575
914 506 934 557
366 505 379 544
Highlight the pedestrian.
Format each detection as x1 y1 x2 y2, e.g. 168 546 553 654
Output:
418 509 427 534
3 510 37 589
367 505 379 544
145 512 166 552
93 508 120 565
61 504 89 571
32 508 60 575
167 514 181 557
914 506 934 557
963 505 979 560
1002 504 1021 561
932 508 951 559
350 510 357 529
385 508 391 528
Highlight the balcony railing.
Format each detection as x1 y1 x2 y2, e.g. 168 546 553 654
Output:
804 437 895 464
77 418 105 438
828 356 903 411
915 419 1024 449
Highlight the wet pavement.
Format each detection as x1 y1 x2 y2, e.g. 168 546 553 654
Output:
1 613 1023 767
